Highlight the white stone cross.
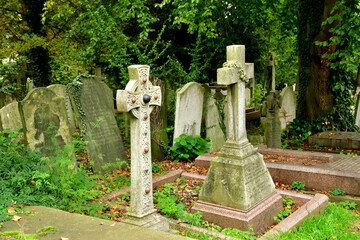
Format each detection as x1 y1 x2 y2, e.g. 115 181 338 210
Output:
266 52 278 91
217 45 253 144
116 65 161 218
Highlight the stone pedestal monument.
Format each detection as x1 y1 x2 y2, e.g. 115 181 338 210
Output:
192 45 282 235
264 53 282 148
116 65 169 231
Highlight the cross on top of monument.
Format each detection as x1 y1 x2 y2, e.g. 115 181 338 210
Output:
116 65 161 219
217 45 254 143
266 52 278 91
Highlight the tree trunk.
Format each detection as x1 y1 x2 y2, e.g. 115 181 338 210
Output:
297 0 339 120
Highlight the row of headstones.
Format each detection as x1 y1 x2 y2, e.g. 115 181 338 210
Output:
173 82 297 151
0 77 127 172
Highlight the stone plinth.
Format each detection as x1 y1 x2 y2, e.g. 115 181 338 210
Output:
192 192 282 235
198 141 276 210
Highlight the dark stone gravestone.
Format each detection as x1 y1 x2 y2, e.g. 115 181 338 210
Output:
20 88 72 156
70 77 127 172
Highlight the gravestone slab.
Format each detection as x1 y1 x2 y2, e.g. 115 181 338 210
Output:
173 82 205 143
309 131 360 150
73 78 127 172
0 101 23 131
47 84 78 133
206 91 226 151
279 86 296 129
245 88 251 106
21 88 72 156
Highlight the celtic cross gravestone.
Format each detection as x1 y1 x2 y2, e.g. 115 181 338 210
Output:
193 45 282 234
116 65 168 231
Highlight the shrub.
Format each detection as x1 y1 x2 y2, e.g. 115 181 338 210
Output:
170 134 210 161
291 181 306 190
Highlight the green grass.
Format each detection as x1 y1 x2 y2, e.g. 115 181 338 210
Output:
273 203 360 240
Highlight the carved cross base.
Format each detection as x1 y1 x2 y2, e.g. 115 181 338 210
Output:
199 141 276 210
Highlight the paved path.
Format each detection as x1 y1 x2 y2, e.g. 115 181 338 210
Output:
0 206 191 240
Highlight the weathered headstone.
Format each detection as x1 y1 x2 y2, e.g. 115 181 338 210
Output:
279 86 296 129
150 75 169 161
193 45 282 234
245 88 251 106
173 82 205 143
0 102 23 131
265 91 282 148
47 84 78 133
245 63 255 96
21 88 72 156
206 91 226 151
116 65 168 231
70 77 127 172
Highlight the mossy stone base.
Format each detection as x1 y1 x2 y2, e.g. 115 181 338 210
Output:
199 139 275 210
124 211 169 232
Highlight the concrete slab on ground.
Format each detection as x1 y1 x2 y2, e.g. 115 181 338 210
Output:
0 206 191 240
309 131 360 149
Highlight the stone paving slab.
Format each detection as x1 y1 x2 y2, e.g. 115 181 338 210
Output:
309 131 360 149
0 206 191 240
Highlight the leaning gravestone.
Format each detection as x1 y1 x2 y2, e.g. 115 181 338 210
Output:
206 91 226 151
116 65 169 231
173 82 205 143
279 86 296 129
69 77 127 172
21 88 72 156
193 45 282 235
0 101 23 131
47 84 78 133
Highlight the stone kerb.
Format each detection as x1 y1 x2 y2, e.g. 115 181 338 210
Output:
0 101 23 131
20 88 72 156
279 86 296 129
173 82 205 143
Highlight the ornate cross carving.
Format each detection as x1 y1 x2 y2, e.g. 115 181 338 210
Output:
116 65 161 218
217 45 253 144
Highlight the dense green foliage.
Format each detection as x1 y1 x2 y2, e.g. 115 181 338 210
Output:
0 129 130 224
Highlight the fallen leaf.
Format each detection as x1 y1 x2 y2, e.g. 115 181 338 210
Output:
110 222 116 227
30 209 35 214
12 215 22 222
7 208 15 214
99 222 104 225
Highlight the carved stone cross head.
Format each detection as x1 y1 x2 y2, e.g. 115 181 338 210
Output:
217 45 248 86
116 65 161 117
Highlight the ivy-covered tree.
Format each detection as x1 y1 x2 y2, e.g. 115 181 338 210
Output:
298 0 360 130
